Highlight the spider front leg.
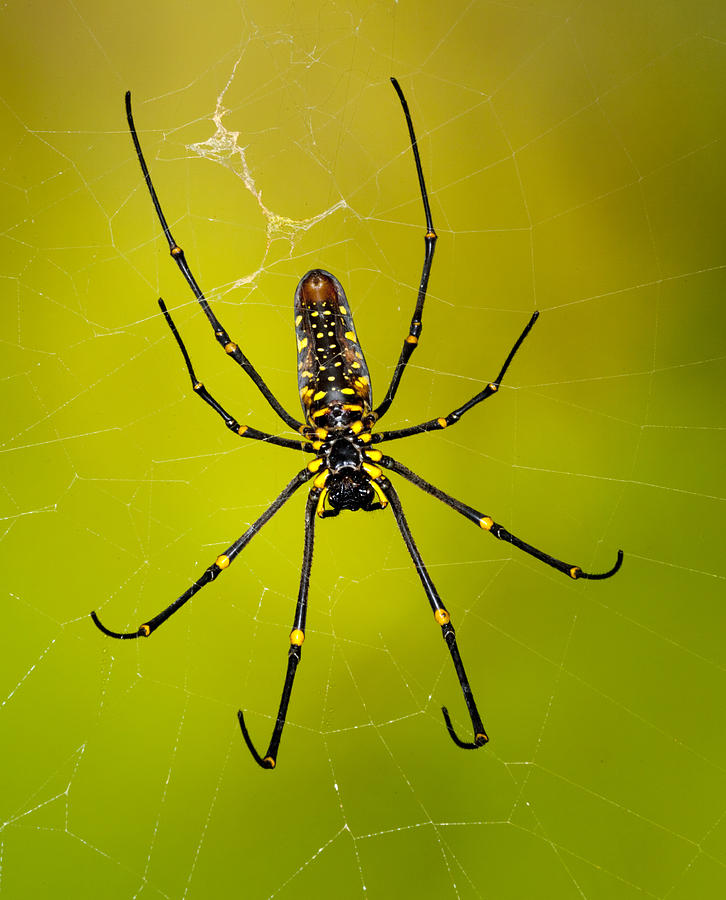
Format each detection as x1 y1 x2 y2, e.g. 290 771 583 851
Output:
381 476 488 750
238 488 319 769
91 469 313 639
381 456 623 580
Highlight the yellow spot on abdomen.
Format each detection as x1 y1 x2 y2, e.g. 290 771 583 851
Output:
216 554 231 569
434 609 450 625
290 629 305 645
479 516 493 530
224 342 237 354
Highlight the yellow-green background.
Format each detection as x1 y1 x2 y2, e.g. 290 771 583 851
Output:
2 1 725 897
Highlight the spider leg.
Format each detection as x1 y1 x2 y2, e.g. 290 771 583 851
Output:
373 311 539 444
90 468 313 639
238 488 319 769
380 455 623 580
374 78 437 422
158 299 312 452
381 476 488 750
125 92 304 432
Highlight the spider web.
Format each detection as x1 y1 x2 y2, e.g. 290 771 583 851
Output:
2 1 726 897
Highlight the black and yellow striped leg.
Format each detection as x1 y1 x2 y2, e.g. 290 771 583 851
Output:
381 476 488 750
125 92 304 433
373 311 540 444
90 468 313 639
381 456 624 580
374 78 437 422
158 299 311 452
238 488 320 769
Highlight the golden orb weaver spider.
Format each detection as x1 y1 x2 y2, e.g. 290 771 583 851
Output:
91 78 623 769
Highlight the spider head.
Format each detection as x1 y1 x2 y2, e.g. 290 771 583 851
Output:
323 469 375 514
320 469 385 517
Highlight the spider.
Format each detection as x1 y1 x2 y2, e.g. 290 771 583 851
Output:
91 78 623 769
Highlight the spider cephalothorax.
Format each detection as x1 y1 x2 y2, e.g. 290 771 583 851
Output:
307 435 388 517
91 78 623 771
321 467 382 516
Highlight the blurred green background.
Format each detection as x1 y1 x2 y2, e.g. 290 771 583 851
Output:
2 1 725 897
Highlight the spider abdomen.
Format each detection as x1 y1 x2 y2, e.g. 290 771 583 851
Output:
294 270 372 430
